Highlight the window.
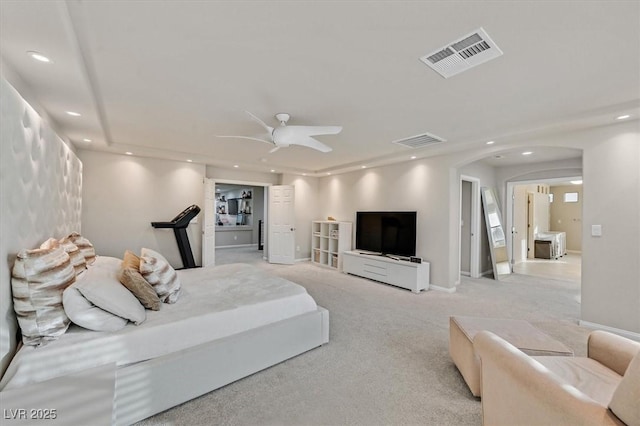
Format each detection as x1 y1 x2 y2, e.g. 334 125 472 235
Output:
563 192 579 203
548 194 554 203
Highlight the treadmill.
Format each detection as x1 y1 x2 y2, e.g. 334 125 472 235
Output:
151 204 201 269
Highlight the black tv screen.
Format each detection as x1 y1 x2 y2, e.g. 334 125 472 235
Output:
356 211 417 257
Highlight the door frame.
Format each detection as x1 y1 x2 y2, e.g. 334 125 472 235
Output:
459 175 481 280
205 178 272 266
505 175 581 267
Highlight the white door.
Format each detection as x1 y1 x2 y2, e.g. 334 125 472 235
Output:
202 178 215 267
268 185 295 264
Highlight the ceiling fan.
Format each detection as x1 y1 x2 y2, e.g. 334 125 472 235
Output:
217 111 342 153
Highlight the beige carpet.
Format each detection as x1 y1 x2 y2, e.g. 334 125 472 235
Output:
137 252 589 426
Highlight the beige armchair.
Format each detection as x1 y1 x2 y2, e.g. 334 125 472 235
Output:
474 330 640 426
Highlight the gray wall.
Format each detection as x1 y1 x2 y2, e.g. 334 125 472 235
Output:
317 158 454 288
581 124 639 334
78 150 206 268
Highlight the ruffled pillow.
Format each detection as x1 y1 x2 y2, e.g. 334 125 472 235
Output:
12 245 76 345
139 248 181 304
66 232 96 265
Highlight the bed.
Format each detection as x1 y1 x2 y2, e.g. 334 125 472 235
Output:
0 76 329 425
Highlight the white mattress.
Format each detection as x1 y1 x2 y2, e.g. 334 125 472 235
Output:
0 263 317 390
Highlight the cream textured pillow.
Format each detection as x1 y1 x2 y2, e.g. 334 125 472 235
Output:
67 232 96 265
139 248 181 304
75 264 146 325
609 350 640 425
119 267 161 311
58 236 87 275
62 284 128 332
11 245 76 345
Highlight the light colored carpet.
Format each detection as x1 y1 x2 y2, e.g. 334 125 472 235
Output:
137 249 589 426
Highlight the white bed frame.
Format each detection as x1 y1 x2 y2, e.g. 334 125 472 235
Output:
0 76 329 425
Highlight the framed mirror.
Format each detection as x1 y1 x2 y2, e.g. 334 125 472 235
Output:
481 187 511 280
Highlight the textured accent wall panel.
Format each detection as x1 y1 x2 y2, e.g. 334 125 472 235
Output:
0 77 82 376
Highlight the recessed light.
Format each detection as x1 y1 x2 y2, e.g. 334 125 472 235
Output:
270 169 275 173
486 141 495 145
522 151 533 156
66 111 81 117
326 172 331 175
616 114 631 120
186 159 193 163
27 51 52 63
302 173 307 176
410 156 417 160
361 166 366 169
82 138 92 142
233 165 239 168
125 152 133 156
570 180 583 185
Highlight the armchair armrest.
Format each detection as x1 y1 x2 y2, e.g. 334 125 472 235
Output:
588 330 640 376
474 331 622 426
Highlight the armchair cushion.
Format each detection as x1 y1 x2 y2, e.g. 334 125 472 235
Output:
609 351 640 426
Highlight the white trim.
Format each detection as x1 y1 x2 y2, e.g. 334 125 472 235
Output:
295 257 311 263
578 320 640 342
429 284 457 293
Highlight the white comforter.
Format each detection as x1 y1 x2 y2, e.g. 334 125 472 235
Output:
0 263 317 389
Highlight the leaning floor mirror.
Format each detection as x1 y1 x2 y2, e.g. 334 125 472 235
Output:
481 187 512 280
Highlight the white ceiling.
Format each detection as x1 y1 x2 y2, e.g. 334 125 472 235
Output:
1 1 638 175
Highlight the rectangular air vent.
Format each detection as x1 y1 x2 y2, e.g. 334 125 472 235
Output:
420 27 503 78
392 132 446 149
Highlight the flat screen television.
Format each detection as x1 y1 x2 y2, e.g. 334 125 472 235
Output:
355 211 417 257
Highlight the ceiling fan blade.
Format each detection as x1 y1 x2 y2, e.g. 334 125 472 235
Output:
291 136 333 153
216 135 274 145
245 111 274 134
287 125 342 137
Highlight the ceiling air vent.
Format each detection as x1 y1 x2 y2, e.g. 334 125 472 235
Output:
392 132 446 149
420 27 503 78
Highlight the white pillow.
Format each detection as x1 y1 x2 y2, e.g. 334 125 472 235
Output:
63 284 128 332
75 264 146 325
89 256 123 270
139 248 181 304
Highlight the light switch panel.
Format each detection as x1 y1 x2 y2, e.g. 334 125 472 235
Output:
591 224 602 237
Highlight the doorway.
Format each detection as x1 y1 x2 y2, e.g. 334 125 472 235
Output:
203 179 269 267
506 178 583 282
459 175 481 280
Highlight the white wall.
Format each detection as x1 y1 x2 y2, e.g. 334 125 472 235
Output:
0 77 83 375
78 150 206 268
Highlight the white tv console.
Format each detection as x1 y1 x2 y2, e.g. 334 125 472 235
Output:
342 251 430 293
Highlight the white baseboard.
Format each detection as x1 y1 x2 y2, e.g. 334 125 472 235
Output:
295 257 311 263
578 320 640 342
429 284 456 293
